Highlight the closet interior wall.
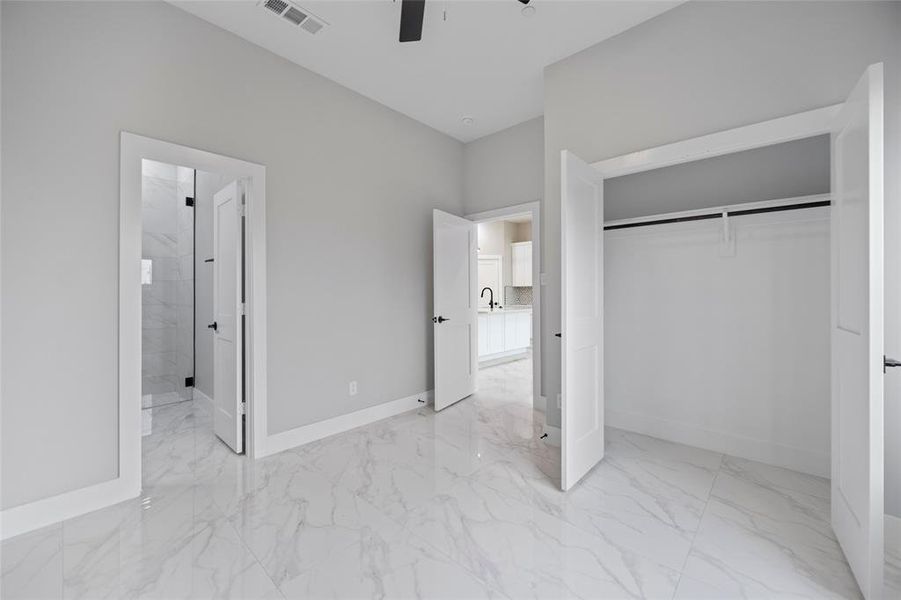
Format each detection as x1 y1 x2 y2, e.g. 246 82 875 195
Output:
603 136 832 476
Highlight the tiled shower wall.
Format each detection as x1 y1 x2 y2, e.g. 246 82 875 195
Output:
142 160 194 408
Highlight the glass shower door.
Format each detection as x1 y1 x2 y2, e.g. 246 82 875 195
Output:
141 160 194 409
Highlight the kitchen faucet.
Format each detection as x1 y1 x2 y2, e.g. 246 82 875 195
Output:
480 287 499 311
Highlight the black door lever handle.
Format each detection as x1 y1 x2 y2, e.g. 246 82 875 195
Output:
885 356 901 372
432 316 450 324
208 322 218 332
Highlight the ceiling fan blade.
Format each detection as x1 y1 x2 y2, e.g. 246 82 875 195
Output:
399 0 425 43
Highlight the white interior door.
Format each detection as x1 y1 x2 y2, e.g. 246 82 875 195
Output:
561 150 605 491
831 63 884 599
212 180 243 453
433 209 477 411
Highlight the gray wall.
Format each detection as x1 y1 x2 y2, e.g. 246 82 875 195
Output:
604 135 830 221
540 1 900 514
193 169 234 400
463 116 544 214
0 1 463 509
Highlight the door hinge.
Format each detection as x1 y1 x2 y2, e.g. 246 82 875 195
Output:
185 196 195 207
239 402 246 415
240 204 247 217
241 302 247 315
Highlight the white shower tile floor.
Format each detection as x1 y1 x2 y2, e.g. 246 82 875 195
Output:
1 358 874 599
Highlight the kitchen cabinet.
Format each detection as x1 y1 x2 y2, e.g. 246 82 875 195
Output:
478 309 532 361
478 256 502 308
512 311 531 348
511 242 532 286
488 312 506 354
505 314 518 352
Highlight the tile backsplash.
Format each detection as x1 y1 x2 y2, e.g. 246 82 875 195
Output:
504 286 533 306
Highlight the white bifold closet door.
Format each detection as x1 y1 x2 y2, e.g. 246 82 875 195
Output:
560 150 605 491
831 63 884 600
212 181 244 454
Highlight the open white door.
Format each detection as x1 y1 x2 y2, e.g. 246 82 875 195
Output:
831 63 884 599
560 150 605 491
212 181 244 453
433 209 477 411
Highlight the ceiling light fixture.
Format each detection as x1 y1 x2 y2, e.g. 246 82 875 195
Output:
461 116 474 126
521 5 536 17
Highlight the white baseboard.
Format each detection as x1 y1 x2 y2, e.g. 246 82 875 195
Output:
0 475 137 541
542 424 561 447
193 388 213 407
259 390 433 458
478 350 529 368
1 389 430 540
607 407 829 478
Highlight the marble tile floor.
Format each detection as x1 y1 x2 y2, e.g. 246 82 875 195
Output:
888 528 901 597
1 358 872 599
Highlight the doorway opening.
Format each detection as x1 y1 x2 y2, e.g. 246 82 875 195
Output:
466 201 542 417
121 133 268 500
140 159 247 453
473 213 536 415
432 201 542 414
431 200 549 445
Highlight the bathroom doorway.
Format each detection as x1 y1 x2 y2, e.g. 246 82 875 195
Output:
120 133 269 499
140 159 248 453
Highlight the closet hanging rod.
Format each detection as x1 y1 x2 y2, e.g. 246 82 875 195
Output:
603 200 830 231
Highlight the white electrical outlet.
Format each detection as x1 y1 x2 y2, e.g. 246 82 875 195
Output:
349 381 358 396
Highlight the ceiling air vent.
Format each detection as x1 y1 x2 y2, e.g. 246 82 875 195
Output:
283 7 307 26
259 0 328 35
263 0 289 16
300 17 324 35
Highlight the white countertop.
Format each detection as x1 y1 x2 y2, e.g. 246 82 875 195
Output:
478 305 533 314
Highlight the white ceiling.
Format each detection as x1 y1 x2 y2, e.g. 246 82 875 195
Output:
171 0 680 142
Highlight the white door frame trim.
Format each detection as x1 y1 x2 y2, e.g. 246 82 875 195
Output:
466 201 542 410
591 103 842 178
0 133 268 541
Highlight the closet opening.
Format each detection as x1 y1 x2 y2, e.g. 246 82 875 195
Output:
602 134 833 481
560 64 888 598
